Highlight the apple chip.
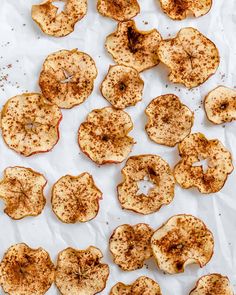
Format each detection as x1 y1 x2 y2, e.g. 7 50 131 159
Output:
101 65 144 109
0 167 47 220
174 133 233 193
151 215 214 274
52 172 102 223
109 223 154 271
78 107 134 165
190 274 234 295
159 0 212 20
97 0 140 21
157 28 220 88
1 93 62 157
145 94 194 147
105 20 162 72
204 86 236 124
0 243 55 295
118 155 175 215
32 0 87 37
110 276 162 295
55 246 109 295
39 49 97 109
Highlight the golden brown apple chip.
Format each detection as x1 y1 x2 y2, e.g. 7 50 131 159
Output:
151 215 214 274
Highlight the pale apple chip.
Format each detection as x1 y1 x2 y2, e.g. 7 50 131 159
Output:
118 155 175 215
105 20 162 72
204 86 236 124
0 243 55 295
109 223 154 271
78 107 134 165
151 215 214 274
190 274 234 295
32 0 87 37
145 94 194 147
39 49 97 109
101 65 144 109
52 172 102 223
97 0 140 21
110 276 162 295
1 93 62 157
55 246 109 295
159 0 212 20
0 167 47 220
157 27 220 88
174 133 233 193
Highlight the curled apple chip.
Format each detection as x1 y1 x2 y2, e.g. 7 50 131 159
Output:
157 27 220 88
159 0 212 20
174 133 233 193
101 65 144 109
39 49 97 109
118 155 175 215
105 20 162 72
190 274 234 295
145 94 194 147
1 93 62 157
78 107 134 165
0 167 47 220
204 86 236 124
32 0 87 37
55 246 109 295
151 215 214 274
0 243 55 295
97 0 140 21
110 276 162 295
109 223 154 271
52 172 102 223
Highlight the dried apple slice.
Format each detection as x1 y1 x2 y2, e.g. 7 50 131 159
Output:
145 94 194 146
159 0 212 20
204 86 236 124
0 243 55 295
78 107 134 165
118 155 175 215
32 0 87 37
157 27 220 88
101 65 144 109
39 49 97 109
109 223 154 271
55 246 109 295
1 93 62 157
105 20 162 72
190 274 234 295
174 133 233 193
0 166 47 220
52 172 102 223
151 215 214 274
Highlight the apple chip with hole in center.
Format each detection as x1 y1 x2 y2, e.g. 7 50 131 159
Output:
52 172 102 223
109 223 154 271
157 27 220 88
0 167 47 220
55 246 109 295
174 133 233 194
101 65 144 109
78 107 135 165
39 49 97 109
32 0 87 37
118 155 175 215
0 243 55 295
1 93 62 157
145 94 194 147
204 86 236 124
105 20 162 72
151 214 214 274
